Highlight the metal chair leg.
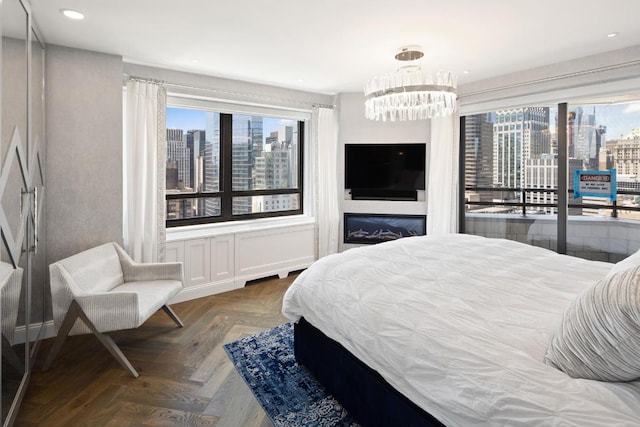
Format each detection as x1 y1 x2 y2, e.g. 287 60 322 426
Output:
42 301 80 372
43 300 140 378
162 305 184 327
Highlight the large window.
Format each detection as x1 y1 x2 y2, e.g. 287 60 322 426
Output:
165 102 304 227
462 99 640 261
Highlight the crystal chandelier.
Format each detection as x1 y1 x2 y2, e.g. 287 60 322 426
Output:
364 46 457 121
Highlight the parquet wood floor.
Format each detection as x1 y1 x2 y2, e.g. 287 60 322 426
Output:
16 273 298 427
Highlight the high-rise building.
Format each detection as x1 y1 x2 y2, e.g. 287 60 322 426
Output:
525 154 557 214
464 113 494 203
167 128 191 190
232 116 262 214
493 108 550 190
185 130 206 191
570 107 597 163
278 125 298 189
607 136 640 175
203 113 221 217
592 125 607 170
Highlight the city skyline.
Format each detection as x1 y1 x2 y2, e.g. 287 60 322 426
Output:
167 102 640 142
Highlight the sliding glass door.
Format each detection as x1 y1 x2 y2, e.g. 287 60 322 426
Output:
461 96 640 262
565 99 640 261
462 106 558 252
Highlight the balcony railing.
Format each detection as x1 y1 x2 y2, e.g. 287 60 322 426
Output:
465 187 640 218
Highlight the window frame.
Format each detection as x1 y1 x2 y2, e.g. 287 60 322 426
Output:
165 95 307 227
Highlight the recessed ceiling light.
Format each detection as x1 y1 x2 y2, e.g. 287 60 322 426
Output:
607 32 618 38
60 9 85 20
191 59 199 63
463 70 471 75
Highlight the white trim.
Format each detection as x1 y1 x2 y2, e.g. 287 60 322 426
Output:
167 93 313 120
458 45 640 115
169 278 241 303
11 320 57 343
460 77 640 115
166 214 315 241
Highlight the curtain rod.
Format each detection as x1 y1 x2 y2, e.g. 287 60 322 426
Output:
459 59 640 99
124 73 335 110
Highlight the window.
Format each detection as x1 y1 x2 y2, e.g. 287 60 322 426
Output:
462 99 640 261
165 101 305 227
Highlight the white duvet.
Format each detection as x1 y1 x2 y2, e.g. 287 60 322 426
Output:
282 234 640 426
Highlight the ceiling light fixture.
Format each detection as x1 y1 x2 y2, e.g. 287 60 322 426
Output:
60 9 85 20
364 45 457 121
607 32 618 38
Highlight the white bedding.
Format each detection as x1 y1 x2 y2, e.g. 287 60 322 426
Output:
282 234 640 426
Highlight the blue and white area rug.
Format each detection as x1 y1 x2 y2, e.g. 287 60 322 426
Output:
224 322 359 427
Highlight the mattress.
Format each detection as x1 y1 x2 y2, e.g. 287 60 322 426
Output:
282 234 640 426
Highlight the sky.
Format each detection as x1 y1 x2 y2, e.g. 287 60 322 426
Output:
166 107 286 140
593 102 640 140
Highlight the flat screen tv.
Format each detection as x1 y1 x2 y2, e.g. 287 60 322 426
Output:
345 143 426 201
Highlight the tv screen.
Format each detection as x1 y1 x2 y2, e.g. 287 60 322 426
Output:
345 143 426 199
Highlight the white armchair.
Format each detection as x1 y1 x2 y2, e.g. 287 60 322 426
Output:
43 242 184 377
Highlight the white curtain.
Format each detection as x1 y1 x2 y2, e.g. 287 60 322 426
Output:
124 80 167 262
314 107 340 257
427 112 460 235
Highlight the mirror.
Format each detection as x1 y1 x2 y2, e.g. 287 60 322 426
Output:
29 28 46 359
1 0 29 423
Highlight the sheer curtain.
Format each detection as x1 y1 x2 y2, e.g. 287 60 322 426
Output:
427 112 460 235
314 106 340 257
124 80 167 262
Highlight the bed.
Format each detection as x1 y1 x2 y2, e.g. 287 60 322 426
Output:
281 233 640 426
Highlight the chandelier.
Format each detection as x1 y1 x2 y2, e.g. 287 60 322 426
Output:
364 46 457 121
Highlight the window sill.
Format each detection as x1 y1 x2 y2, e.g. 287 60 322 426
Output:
166 214 315 242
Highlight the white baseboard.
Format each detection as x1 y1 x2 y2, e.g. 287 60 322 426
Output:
11 320 57 344
169 279 243 304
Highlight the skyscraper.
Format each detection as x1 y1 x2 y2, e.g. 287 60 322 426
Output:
232 115 263 214
493 108 550 190
464 113 494 203
185 129 206 192
571 107 597 164
166 128 191 190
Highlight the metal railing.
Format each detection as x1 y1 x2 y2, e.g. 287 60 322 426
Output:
465 187 640 219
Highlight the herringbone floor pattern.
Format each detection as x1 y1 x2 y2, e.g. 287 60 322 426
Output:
16 274 297 427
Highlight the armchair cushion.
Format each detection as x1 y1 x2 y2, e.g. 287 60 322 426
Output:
113 280 183 325
58 243 124 294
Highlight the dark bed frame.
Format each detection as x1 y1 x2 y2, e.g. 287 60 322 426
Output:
294 318 445 427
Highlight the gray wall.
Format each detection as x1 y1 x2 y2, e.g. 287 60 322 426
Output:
45 45 124 263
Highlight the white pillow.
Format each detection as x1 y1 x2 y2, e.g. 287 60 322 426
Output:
605 249 640 279
544 263 640 382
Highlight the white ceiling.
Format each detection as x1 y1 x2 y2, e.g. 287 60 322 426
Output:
27 0 640 95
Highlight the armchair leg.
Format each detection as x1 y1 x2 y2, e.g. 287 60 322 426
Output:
42 300 81 372
162 305 184 328
43 300 140 378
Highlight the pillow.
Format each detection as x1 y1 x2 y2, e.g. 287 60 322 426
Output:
544 263 640 381
605 249 640 279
